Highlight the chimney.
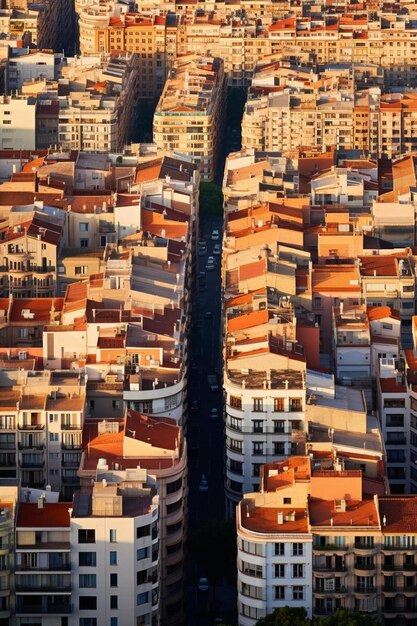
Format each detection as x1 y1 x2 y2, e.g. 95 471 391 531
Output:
277 511 283 525
37 495 45 509
102 479 107 488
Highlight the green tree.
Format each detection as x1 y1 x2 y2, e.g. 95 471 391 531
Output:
313 608 381 626
199 182 223 217
255 606 310 626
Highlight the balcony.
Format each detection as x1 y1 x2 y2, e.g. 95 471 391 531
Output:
383 544 417 551
18 443 44 451
314 586 347 595
386 437 407 445
313 565 348 573
18 424 44 431
382 562 417 572
60 424 82 431
61 442 82 450
19 461 45 469
61 475 79 484
16 601 72 615
313 543 348 552
16 583 71 592
354 562 376 573
354 542 377 554
355 586 377 594
16 563 71 572
61 459 80 468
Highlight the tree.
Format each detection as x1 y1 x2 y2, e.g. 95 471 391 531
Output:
314 608 381 626
255 606 310 626
255 607 382 626
199 182 223 217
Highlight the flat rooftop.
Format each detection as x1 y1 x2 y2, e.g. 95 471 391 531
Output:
227 368 304 390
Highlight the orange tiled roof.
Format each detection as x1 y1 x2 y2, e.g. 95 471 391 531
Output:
379 497 417 533
17 503 71 528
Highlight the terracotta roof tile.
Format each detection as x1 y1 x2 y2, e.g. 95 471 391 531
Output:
17 503 71 528
379 497 417 533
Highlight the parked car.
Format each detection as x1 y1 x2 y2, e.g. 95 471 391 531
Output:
199 474 208 492
206 256 215 271
205 311 213 319
191 400 199 412
213 243 221 255
210 408 218 420
198 577 209 592
198 245 207 256
211 229 220 241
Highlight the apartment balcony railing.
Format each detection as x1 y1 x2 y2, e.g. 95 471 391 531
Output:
16 564 71 572
16 602 72 614
313 565 348 573
315 587 347 595
19 461 45 469
355 586 376 594
60 424 82 431
18 443 44 451
313 544 348 552
61 443 82 450
18 425 45 431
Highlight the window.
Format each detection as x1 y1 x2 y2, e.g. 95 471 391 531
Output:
314 297 322 309
110 573 118 587
79 574 96 588
110 551 117 565
137 525 150 539
289 398 302 412
275 586 285 600
275 564 285 577
18 327 29 338
79 620 97 626
293 586 304 600
79 596 97 610
112 400 120 410
253 398 263 412
166 478 182 494
252 442 264 456
274 442 285 455
274 419 285 432
80 239 89 248
75 266 88 275
137 592 149 606
293 564 304 578
111 619 118 626
49 433 58 442
79 552 96 567
252 463 261 477
230 395 242 409
137 547 149 560
79 223 89 232
110 596 118 609
253 420 263 433
109 529 117 543
292 543 304 556
284 497 291 504
78 529 95 544
166 500 182 514
275 543 284 556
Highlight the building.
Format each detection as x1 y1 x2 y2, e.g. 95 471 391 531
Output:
71 466 160 626
237 454 417 626
79 409 188 626
153 55 225 181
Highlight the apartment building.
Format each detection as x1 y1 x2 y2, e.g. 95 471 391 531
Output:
0 212 61 298
15 500 72 620
153 55 225 181
237 455 417 626
0 96 37 150
242 88 380 156
0 359 86 498
7 48 64 93
79 410 188 626
0 482 18 625
71 467 160 626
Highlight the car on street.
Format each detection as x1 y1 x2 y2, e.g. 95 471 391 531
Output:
211 229 220 241
213 243 221 255
206 256 215 271
198 245 207 256
191 400 199 412
210 408 218 420
199 474 208 492
205 311 213 319
198 577 209 592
